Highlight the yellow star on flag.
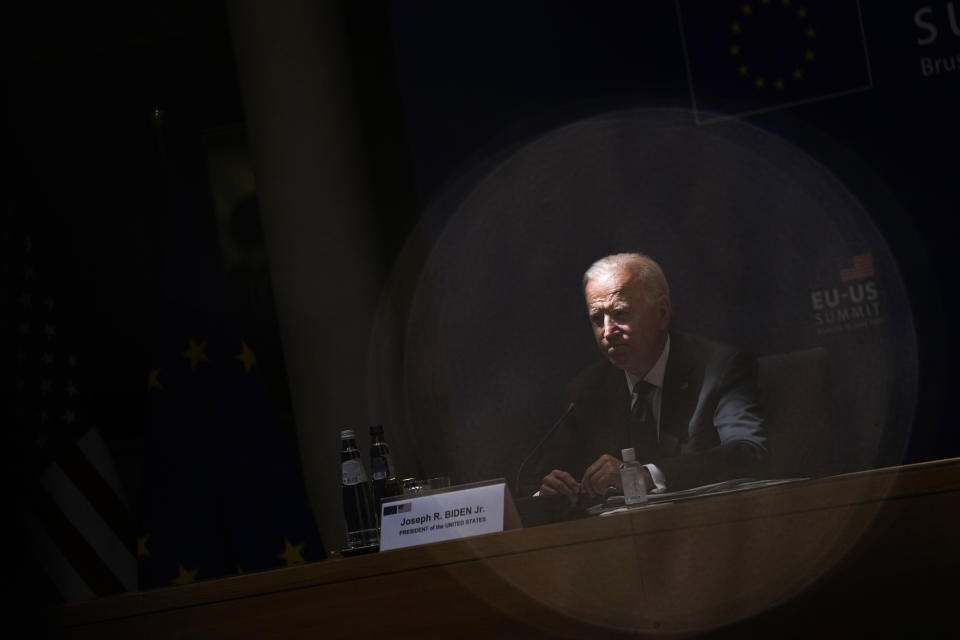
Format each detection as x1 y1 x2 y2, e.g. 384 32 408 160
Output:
182 338 209 370
148 369 163 391
137 535 152 558
171 563 198 585
730 44 741 56
235 341 257 373
277 538 305 566
804 49 815 61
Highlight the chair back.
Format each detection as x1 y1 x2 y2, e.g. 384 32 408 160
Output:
758 347 834 478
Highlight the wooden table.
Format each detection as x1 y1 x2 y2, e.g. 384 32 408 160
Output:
54 458 960 638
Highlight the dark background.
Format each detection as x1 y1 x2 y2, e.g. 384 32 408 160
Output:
6 0 958 605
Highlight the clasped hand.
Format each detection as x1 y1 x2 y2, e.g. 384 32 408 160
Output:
539 454 624 505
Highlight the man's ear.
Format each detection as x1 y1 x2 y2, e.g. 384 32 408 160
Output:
657 295 672 330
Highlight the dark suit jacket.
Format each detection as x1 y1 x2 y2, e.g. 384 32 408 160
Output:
534 332 767 493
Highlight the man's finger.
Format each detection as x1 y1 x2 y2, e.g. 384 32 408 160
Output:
583 455 621 496
581 462 601 496
540 470 580 503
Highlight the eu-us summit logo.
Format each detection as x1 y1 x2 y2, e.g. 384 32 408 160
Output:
675 0 873 124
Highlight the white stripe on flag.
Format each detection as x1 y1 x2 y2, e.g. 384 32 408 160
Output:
76 427 129 509
40 463 137 592
22 514 97 603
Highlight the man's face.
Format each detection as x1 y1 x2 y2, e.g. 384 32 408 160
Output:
584 267 671 377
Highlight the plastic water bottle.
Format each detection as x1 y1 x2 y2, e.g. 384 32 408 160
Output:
620 447 648 505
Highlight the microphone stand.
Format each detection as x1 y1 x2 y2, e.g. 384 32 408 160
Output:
514 402 575 497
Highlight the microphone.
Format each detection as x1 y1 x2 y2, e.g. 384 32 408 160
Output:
514 402 576 497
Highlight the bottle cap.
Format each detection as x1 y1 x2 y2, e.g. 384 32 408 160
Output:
369 424 383 435
621 447 636 462
340 429 355 439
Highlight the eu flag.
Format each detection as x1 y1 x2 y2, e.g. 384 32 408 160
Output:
676 0 872 123
137 124 324 589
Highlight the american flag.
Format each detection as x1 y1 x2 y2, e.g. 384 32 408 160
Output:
840 252 875 282
8 226 136 604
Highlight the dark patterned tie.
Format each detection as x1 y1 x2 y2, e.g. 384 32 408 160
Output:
630 380 659 459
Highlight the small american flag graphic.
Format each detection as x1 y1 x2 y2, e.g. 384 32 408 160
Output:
840 253 874 282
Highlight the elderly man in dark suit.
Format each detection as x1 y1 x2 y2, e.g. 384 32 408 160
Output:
537 253 767 504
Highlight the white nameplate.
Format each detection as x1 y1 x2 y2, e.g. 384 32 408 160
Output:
379 479 518 551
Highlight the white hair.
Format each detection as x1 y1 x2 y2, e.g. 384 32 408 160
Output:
582 252 670 303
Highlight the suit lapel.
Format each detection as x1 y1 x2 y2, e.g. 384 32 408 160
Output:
659 333 700 452
600 364 631 448
578 364 632 460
